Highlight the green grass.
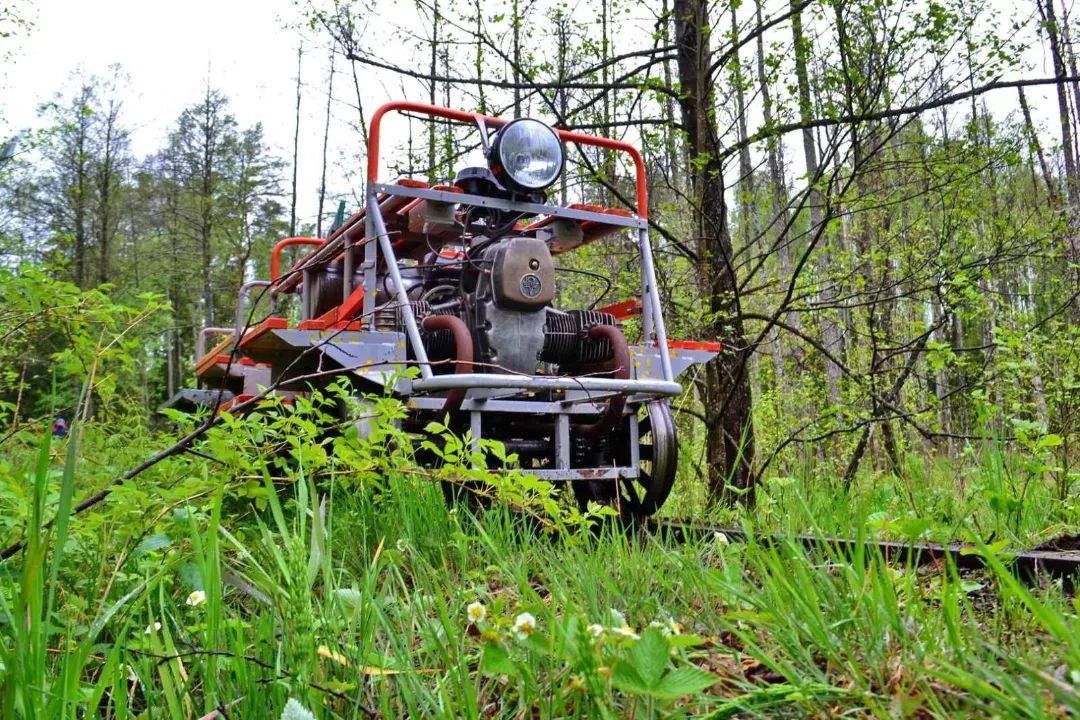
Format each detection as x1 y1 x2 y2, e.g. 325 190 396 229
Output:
0 402 1078 718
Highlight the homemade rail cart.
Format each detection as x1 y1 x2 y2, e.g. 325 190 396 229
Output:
167 102 721 517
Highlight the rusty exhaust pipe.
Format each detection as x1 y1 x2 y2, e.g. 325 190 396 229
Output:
421 314 474 414
577 323 630 438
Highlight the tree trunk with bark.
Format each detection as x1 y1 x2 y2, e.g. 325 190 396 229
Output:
200 89 217 327
754 0 802 388
791 1 843 412
290 45 302 237
317 50 336 238
674 0 756 503
95 95 122 286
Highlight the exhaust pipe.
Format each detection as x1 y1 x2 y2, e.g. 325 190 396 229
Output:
421 314 474 413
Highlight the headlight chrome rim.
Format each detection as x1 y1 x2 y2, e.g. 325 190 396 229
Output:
488 118 565 193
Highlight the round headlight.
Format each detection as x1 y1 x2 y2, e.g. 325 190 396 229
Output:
488 118 564 193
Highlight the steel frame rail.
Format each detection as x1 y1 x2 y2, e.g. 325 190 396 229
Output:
362 183 680 392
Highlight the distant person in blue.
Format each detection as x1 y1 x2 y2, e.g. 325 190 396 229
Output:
51 416 68 437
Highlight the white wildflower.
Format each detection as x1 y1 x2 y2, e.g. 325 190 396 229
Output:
467 601 487 623
186 590 207 607
396 538 409 552
588 623 605 638
611 625 640 640
280 698 317 720
713 531 729 545
512 612 537 639
144 621 162 634
650 618 682 637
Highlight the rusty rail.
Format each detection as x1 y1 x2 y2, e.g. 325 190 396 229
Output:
647 518 1080 590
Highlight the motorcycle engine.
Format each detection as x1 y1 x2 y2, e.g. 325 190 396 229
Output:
410 234 615 376
466 236 555 374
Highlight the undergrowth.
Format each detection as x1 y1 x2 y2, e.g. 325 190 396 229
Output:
0 389 1077 718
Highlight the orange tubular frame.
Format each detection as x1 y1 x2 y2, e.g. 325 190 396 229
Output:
366 101 650 218
270 237 324 281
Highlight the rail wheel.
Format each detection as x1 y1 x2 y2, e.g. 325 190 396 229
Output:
575 400 678 518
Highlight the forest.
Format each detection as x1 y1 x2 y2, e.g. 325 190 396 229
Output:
1 0 1079 716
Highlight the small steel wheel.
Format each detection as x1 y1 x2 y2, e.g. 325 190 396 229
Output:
620 400 678 516
575 401 678 518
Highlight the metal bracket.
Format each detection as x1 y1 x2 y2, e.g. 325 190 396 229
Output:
474 116 491 154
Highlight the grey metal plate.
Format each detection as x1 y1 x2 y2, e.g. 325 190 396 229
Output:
628 345 718 380
159 388 234 412
261 329 410 389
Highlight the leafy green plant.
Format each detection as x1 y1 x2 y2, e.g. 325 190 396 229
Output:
0 414 162 718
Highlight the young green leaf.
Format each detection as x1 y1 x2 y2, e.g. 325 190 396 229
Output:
651 666 717 699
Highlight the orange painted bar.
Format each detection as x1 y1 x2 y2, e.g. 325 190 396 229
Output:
366 101 650 218
235 317 288 350
270 237 324 281
217 393 254 414
335 283 367 323
597 298 643 320
195 335 236 376
667 339 723 352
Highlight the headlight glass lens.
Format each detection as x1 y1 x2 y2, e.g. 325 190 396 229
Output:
493 119 563 191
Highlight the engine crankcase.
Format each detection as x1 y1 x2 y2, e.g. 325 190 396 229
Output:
471 236 555 374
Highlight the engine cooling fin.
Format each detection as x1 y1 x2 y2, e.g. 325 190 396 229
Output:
541 309 617 365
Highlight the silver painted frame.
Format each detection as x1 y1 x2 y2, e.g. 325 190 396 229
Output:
360 182 678 391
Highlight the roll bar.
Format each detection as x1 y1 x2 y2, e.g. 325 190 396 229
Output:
366 101 650 218
410 374 681 397
196 327 234 359
235 280 271 340
270 237 324 281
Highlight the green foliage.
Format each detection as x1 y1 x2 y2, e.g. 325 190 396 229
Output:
0 415 164 719
2 403 1078 717
0 264 167 421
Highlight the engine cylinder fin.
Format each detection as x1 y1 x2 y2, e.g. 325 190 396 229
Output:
376 299 432 331
541 309 616 365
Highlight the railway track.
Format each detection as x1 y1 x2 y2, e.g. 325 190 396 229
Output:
645 518 1080 591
